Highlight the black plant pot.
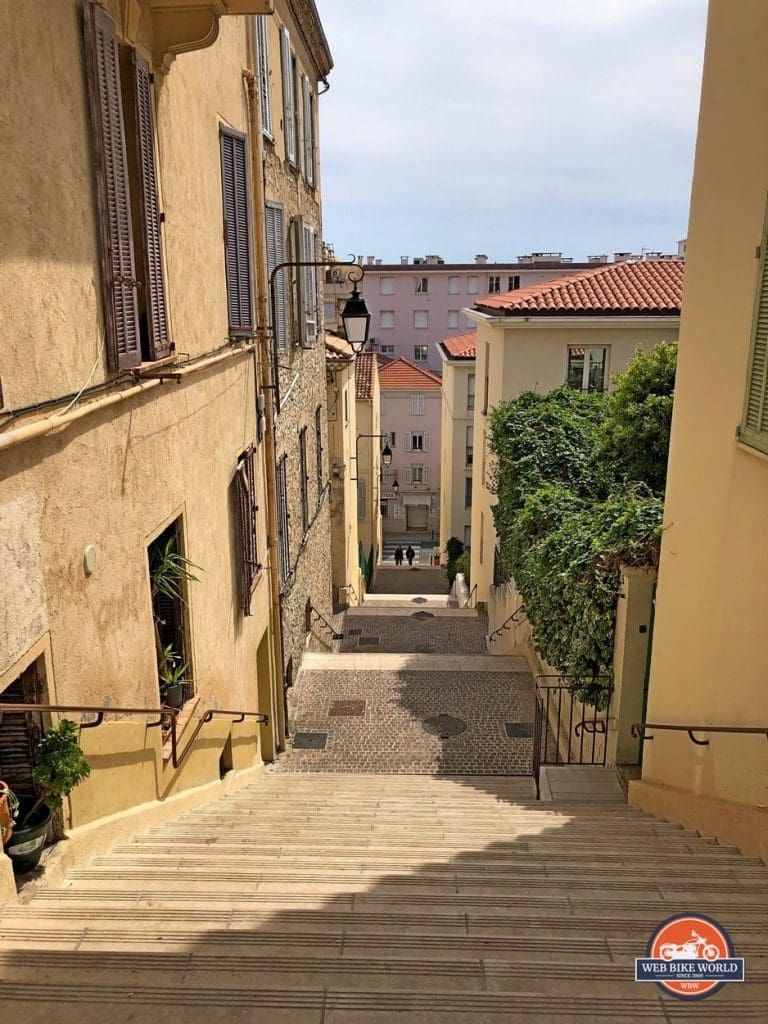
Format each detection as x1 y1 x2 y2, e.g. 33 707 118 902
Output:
163 683 184 709
4 801 52 874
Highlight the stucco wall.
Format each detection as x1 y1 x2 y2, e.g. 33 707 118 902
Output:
356 371 382 569
439 358 475 552
326 355 361 606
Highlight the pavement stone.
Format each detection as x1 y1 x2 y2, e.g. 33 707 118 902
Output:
372 566 449 596
341 613 488 655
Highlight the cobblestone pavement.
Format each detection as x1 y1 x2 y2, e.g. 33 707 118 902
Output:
341 612 488 654
372 565 449 595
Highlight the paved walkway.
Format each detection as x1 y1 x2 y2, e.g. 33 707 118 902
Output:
340 610 487 654
372 565 449 595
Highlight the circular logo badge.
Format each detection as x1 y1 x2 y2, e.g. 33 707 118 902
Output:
646 913 734 1000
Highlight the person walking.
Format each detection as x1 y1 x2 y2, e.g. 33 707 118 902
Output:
406 544 416 567
394 545 404 566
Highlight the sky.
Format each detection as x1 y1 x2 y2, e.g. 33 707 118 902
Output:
314 0 708 264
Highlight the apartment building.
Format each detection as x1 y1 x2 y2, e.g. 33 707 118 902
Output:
379 357 442 534
436 334 477 552
465 260 684 604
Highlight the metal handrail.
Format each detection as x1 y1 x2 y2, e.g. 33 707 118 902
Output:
466 583 478 608
631 722 768 746
0 702 268 770
309 605 343 640
488 604 526 643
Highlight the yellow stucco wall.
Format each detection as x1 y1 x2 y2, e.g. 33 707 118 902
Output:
356 371 382 567
326 354 361 605
630 0 768 859
439 358 475 552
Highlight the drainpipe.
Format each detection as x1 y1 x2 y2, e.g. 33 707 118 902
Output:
243 63 287 749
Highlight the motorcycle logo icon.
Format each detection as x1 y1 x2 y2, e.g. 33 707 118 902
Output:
636 912 745 999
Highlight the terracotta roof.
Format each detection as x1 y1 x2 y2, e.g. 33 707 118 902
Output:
475 259 684 316
438 332 477 360
355 352 377 400
378 356 442 390
325 333 355 361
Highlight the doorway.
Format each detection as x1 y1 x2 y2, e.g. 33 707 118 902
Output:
406 504 429 531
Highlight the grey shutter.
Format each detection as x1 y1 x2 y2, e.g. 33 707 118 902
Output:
303 223 317 346
280 27 296 164
220 128 254 336
742 220 768 451
133 53 170 359
236 447 260 614
424 465 431 485
291 216 305 345
424 432 431 452
357 479 365 519
406 433 413 452
404 465 412 484
84 2 140 370
265 203 287 350
302 74 314 184
254 16 273 138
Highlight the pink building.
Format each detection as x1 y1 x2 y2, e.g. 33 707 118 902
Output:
378 357 442 535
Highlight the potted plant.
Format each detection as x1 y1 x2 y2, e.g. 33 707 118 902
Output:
3 720 90 874
149 536 200 708
158 644 193 710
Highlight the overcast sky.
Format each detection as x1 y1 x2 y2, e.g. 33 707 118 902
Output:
314 0 708 264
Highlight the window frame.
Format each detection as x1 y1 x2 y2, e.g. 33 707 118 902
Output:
413 310 429 329
488 275 501 294
415 276 429 293
220 125 254 338
280 26 297 166
447 276 460 295
253 16 273 140
380 310 395 329
413 345 428 362
235 446 262 614
380 276 394 295
447 310 459 329
566 346 608 392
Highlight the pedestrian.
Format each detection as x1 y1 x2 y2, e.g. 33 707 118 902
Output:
406 544 415 567
394 545 403 566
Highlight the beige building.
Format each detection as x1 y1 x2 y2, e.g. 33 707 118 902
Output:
354 352 383 582
0 0 332 895
629 0 768 862
437 333 476 552
465 259 683 604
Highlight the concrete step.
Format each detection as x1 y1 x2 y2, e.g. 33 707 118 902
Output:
298 652 526 672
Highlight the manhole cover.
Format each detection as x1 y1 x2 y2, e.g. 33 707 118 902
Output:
422 715 467 738
292 732 327 749
329 700 366 717
412 597 427 604
411 611 434 620
347 628 362 637
415 643 436 653
358 636 380 647
505 722 534 739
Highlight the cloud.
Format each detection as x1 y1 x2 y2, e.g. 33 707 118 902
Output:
315 0 707 261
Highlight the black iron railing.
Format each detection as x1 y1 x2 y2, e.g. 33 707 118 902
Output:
631 722 768 746
309 605 343 641
488 604 526 644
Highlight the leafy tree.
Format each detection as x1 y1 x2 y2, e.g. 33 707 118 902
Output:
600 342 677 494
444 536 464 586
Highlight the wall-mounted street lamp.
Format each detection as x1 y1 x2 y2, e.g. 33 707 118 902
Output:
268 256 371 410
351 433 391 482
392 479 399 495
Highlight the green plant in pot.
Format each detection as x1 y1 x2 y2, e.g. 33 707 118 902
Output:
149 536 200 710
4 720 90 874
158 644 193 710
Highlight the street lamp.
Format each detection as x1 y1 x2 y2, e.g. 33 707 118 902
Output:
341 282 371 351
351 433 391 481
381 442 392 469
392 479 400 495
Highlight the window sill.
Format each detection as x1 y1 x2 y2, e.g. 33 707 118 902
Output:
736 438 768 464
131 353 178 377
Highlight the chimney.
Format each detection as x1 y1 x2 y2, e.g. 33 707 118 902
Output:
400 256 408 265
474 254 488 264
367 256 375 265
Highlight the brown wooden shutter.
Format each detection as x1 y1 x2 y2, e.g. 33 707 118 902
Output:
133 52 171 360
83 2 140 370
236 447 260 614
220 127 254 337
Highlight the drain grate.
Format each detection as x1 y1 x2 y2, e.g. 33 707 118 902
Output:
422 714 467 739
358 636 380 648
415 643 437 653
329 700 366 717
505 722 534 739
411 597 427 604
411 611 434 621
347 628 362 637
292 732 327 750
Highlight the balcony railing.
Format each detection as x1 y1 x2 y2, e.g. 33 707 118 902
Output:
465 447 473 467
467 396 475 411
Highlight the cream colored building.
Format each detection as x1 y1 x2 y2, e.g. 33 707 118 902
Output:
0 0 333 896
437 333 476 552
354 352 383 582
629 0 768 862
465 260 683 604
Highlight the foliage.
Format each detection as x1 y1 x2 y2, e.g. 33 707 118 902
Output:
444 536 465 586
158 644 192 693
24 720 90 825
453 551 471 587
600 342 677 494
149 535 201 604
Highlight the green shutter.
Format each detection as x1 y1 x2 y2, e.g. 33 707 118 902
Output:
741 201 768 453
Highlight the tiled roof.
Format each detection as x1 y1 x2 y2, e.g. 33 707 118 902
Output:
438 332 477 360
325 333 355 361
355 352 377 400
378 356 442 390
475 259 684 316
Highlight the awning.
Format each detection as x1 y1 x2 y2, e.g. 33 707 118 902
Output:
402 494 430 506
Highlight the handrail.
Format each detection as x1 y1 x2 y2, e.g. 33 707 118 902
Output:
309 605 343 640
631 722 768 746
0 702 269 770
466 583 478 608
488 604 526 643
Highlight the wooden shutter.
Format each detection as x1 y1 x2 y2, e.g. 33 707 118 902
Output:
424 432 431 452
404 465 412 484
236 448 260 615
83 2 140 370
302 74 314 184
254 16 273 138
406 433 413 452
302 223 317 346
424 465 431 485
357 479 365 519
742 214 768 452
220 127 254 337
133 53 170 359
291 216 305 345
280 27 296 164
265 203 287 350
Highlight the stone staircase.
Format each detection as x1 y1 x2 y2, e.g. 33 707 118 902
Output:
1 772 766 1021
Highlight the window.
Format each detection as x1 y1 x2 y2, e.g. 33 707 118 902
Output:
463 525 471 548
290 217 318 346
380 276 394 295
265 203 287 349
380 343 395 355
479 511 485 564
302 74 315 185
148 519 193 703
414 310 428 329
407 432 430 452
405 464 430 485
411 394 425 415
315 405 324 500
414 345 428 362
467 373 475 412
235 447 261 614
344 389 349 423
253 16 273 139
220 127 254 337
380 500 389 518
447 310 459 329
299 428 309 534
448 276 460 294
381 310 395 329
482 341 490 414
84 4 171 367
280 27 297 165
467 276 479 294
567 346 607 392
488 275 501 293
508 275 520 291
742 223 768 451
465 316 475 330
465 476 473 509
276 454 291 585
389 431 396 447
357 479 365 519
465 425 473 466
415 276 429 293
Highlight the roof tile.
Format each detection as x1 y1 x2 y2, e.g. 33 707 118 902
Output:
439 332 477 360
378 356 442 390
355 352 377 400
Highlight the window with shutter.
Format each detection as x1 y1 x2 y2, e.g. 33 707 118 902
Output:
253 16 273 139
302 75 315 185
265 202 287 350
236 447 261 614
276 454 291 586
423 465 431 485
303 223 317 346
299 427 310 535
357 479 365 520
424 432 431 452
220 127 254 337
83 2 140 371
280 27 297 165
741 214 768 454
404 465 412 484
315 405 324 500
